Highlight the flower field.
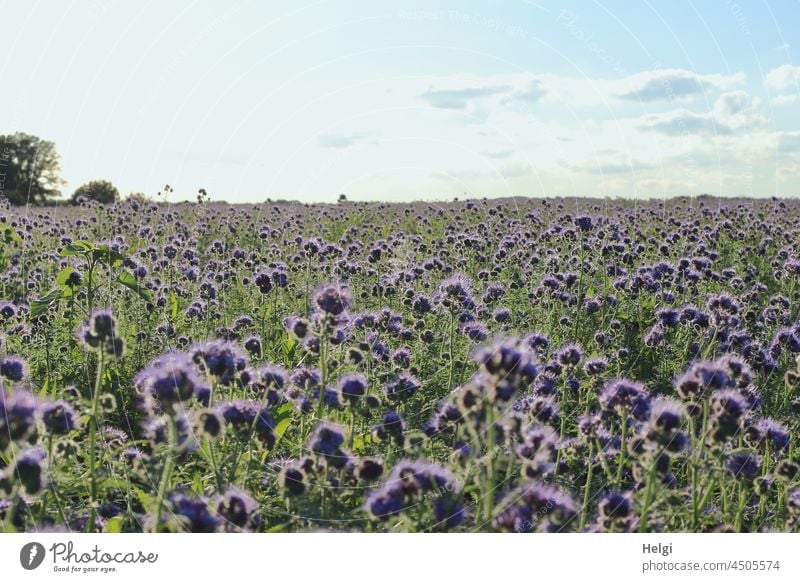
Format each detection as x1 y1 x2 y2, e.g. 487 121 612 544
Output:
2 196 800 532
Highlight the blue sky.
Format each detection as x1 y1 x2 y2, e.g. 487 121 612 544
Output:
2 0 799 202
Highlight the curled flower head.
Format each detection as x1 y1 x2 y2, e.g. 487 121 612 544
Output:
135 352 207 412
40 400 79 435
596 491 637 532
0 356 28 383
216 400 276 448
339 373 368 403
215 487 258 531
14 447 47 495
725 452 762 481
279 463 308 496
384 373 420 402
472 337 538 386
308 422 348 466
599 378 651 419
0 388 38 451
189 340 247 386
313 283 352 316
492 482 577 532
77 309 125 357
164 491 221 532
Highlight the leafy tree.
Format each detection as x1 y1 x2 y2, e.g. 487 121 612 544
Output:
72 180 119 204
0 132 65 205
127 191 153 204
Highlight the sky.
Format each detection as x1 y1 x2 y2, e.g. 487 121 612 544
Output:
2 0 799 202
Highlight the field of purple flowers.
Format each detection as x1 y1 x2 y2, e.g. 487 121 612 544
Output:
2 196 800 532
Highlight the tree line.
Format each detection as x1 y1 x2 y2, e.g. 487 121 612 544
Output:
1 132 120 205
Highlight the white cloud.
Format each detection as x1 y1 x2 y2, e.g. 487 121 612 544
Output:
640 109 724 136
616 69 745 102
712 91 766 130
638 91 764 137
317 132 371 149
778 131 800 153
765 64 800 91
773 93 799 106
419 85 512 109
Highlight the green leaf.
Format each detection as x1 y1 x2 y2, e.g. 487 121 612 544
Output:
1 226 22 245
191 472 204 495
273 402 295 423
273 417 293 445
284 337 298 359
351 435 367 452
116 271 154 302
103 516 124 533
170 291 179 319
55 266 78 290
60 240 93 256
30 289 64 317
91 245 125 267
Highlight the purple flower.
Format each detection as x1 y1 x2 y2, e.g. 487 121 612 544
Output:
492 482 577 532
384 373 420 401
725 453 762 481
0 388 38 451
599 378 651 418
189 340 247 386
165 491 221 532
339 373 368 403
313 283 352 315
14 447 47 495
215 488 258 531
135 352 207 411
216 400 276 448
0 356 27 382
308 422 347 461
40 400 79 435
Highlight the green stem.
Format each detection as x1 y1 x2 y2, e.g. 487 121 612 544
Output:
86 344 105 532
615 411 627 487
484 404 497 527
153 416 177 532
580 440 594 530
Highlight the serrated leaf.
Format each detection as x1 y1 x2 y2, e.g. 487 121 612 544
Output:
91 245 125 267
55 266 77 288
1 226 22 245
116 271 154 302
284 337 298 358
60 241 93 256
273 417 293 445
191 472 203 495
274 402 295 423
30 289 64 317
170 291 179 319
351 435 367 452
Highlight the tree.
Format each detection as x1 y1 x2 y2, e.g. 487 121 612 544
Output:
127 192 153 204
72 180 119 204
0 132 64 205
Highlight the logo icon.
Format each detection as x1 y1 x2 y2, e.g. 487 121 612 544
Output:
20 542 46 570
